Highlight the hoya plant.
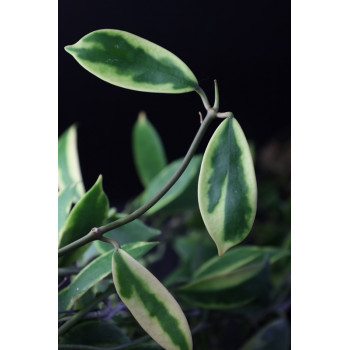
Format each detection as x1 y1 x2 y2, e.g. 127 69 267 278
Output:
58 29 291 349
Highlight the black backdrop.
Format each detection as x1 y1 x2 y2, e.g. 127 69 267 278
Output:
59 0 290 204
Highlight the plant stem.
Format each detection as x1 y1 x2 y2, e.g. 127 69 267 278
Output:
58 229 98 257
58 285 115 337
195 86 211 110
58 108 217 257
100 109 216 233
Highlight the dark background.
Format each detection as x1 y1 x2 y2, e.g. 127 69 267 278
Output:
59 0 290 203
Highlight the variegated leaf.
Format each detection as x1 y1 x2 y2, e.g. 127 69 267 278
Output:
65 29 198 94
178 246 269 309
59 241 158 311
112 249 192 350
198 118 257 256
58 124 85 197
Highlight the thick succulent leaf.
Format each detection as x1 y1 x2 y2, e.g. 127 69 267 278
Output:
112 249 193 350
58 184 79 234
95 213 160 254
177 246 270 309
132 111 167 187
139 155 202 215
59 241 158 311
58 124 85 197
59 320 130 346
58 176 109 267
198 118 257 256
65 29 198 94
239 318 290 350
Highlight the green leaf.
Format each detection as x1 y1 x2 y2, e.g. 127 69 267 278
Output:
59 241 158 311
139 155 202 215
58 176 109 267
59 320 130 346
261 246 291 287
65 29 198 94
58 184 79 234
239 318 290 350
95 213 160 254
163 230 217 287
177 246 269 309
132 111 167 187
58 124 85 197
112 249 193 350
198 118 257 256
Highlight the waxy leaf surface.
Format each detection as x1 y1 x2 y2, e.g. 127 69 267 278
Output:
112 249 192 350
95 213 160 254
132 112 167 187
198 118 257 256
58 124 85 197
58 176 109 267
65 29 198 93
139 155 202 215
59 241 158 311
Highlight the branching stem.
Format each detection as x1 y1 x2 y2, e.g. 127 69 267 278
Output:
58 83 233 258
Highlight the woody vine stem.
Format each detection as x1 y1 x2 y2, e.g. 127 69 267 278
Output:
58 81 233 257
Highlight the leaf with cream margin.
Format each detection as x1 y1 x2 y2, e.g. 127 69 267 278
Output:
112 249 192 350
65 29 198 94
58 124 85 197
58 241 158 311
198 118 257 256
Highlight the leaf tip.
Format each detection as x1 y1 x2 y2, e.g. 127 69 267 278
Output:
137 111 147 122
64 45 74 55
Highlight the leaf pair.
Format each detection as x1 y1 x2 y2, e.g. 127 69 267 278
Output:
66 29 257 257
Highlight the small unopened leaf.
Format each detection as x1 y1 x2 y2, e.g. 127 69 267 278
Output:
239 318 290 350
58 176 109 267
132 111 167 187
58 124 85 197
95 213 160 254
112 249 192 350
59 241 158 311
198 118 257 256
139 155 202 215
65 29 198 94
